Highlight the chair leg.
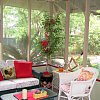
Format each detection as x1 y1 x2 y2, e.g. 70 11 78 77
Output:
58 90 61 100
89 95 91 100
68 96 71 100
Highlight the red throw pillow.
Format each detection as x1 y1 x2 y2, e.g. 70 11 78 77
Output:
0 70 4 81
14 61 33 78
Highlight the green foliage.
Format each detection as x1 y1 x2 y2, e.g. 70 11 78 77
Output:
3 7 44 63
88 32 100 55
88 14 100 55
70 13 85 32
69 35 83 54
3 6 100 63
40 13 63 56
69 13 100 55
3 6 28 38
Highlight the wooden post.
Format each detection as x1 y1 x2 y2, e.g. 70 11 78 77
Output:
0 0 3 60
83 0 90 67
27 0 31 61
64 0 70 68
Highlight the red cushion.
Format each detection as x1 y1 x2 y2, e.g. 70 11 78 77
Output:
0 70 4 81
14 61 33 78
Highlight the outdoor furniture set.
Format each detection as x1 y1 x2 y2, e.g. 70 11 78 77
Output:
0 60 58 100
0 60 39 95
0 59 99 100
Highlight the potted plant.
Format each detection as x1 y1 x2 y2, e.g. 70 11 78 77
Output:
40 13 62 67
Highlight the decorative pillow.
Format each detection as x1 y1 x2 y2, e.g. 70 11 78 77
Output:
0 70 4 81
14 61 33 78
78 69 94 81
1 66 16 79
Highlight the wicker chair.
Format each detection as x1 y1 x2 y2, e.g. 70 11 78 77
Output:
58 67 99 100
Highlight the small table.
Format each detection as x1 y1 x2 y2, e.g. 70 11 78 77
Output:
40 73 53 89
52 70 67 90
0 88 57 100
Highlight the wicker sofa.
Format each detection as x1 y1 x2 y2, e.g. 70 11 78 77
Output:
0 60 39 95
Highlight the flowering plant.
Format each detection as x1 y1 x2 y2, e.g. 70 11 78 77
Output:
40 13 62 57
41 39 49 53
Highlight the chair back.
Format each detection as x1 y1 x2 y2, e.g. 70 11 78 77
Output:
70 67 99 96
59 69 81 85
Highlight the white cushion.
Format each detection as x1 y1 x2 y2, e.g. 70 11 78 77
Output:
61 83 70 93
0 61 8 68
52 59 65 66
11 78 39 88
6 60 26 67
0 80 16 91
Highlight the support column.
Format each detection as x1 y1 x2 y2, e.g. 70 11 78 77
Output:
83 0 90 67
0 0 3 60
64 0 70 68
27 0 31 61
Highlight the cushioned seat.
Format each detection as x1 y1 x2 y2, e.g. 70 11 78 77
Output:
10 78 39 88
0 80 17 91
60 83 70 93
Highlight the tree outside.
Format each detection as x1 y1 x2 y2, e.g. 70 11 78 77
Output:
3 6 100 67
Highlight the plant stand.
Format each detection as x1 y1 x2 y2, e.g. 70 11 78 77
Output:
40 72 53 89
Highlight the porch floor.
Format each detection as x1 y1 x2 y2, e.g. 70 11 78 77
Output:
52 88 88 100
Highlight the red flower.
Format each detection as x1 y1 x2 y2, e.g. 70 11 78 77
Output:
41 40 48 47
